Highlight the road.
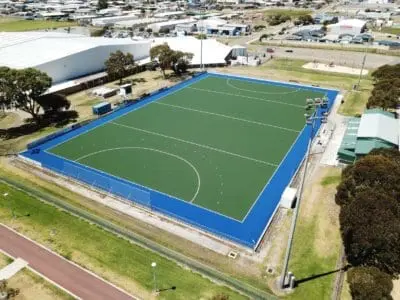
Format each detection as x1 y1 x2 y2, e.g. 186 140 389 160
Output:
251 45 400 69
0 224 135 300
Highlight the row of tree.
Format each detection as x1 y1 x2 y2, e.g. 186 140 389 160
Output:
0 46 193 127
367 64 400 110
335 148 400 299
266 13 314 26
105 44 193 84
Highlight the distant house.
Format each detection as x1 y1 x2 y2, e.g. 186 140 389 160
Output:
338 109 399 163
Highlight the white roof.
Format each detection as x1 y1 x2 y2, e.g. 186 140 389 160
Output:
151 37 232 65
357 112 398 145
154 11 185 18
0 32 149 69
151 19 195 27
114 18 166 28
335 19 367 27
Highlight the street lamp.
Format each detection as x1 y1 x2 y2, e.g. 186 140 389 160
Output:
151 262 157 293
3 192 14 219
280 97 329 289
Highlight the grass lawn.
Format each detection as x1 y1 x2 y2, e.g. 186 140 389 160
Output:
0 181 246 300
286 167 343 300
264 9 312 17
0 253 73 299
0 17 75 32
338 88 371 116
380 27 400 35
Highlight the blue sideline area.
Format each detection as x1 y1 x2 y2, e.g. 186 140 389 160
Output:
20 72 339 249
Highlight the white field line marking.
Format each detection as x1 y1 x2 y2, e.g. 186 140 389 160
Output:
155 102 300 133
226 78 302 95
187 87 305 108
110 122 278 168
76 147 201 202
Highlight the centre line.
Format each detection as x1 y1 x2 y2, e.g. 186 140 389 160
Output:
109 122 278 167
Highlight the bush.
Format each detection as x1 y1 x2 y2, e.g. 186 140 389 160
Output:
348 266 393 300
267 14 291 26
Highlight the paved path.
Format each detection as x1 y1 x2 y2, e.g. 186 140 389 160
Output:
0 224 135 300
0 257 28 280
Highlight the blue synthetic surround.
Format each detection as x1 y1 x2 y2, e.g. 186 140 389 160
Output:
20 72 339 249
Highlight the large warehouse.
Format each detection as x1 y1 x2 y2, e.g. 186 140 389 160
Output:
327 19 367 36
0 32 150 84
151 36 233 66
338 109 399 163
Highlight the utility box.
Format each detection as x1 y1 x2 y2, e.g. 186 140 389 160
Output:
280 187 297 209
92 102 112 115
119 83 132 97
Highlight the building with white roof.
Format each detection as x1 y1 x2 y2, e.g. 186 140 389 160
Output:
148 19 195 33
0 32 150 84
114 18 167 29
151 36 233 66
327 19 367 36
338 109 399 163
92 14 140 27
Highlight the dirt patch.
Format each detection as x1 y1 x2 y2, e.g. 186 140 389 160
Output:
6 269 72 300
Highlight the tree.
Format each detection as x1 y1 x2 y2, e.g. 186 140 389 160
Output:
196 33 207 40
347 267 393 300
267 14 291 26
367 78 400 110
97 0 108 10
259 33 272 42
294 14 314 25
36 93 70 114
159 27 170 35
171 50 193 75
371 64 400 82
340 188 400 275
104 50 135 84
335 152 400 207
0 67 52 123
150 43 193 78
150 44 173 78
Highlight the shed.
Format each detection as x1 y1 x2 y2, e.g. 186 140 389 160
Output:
338 109 398 163
93 102 112 115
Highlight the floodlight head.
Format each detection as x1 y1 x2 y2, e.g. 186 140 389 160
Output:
151 262 157 268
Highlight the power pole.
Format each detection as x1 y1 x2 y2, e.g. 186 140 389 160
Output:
356 47 367 90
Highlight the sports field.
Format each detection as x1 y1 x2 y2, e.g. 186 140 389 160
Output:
49 75 324 221
23 72 337 247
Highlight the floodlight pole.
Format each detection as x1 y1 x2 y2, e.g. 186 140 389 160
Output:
151 262 157 293
200 37 203 71
356 46 367 90
280 99 328 289
3 192 14 218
